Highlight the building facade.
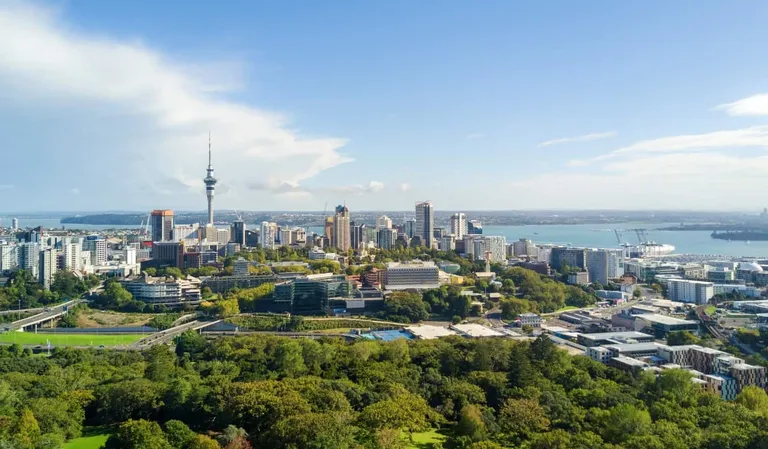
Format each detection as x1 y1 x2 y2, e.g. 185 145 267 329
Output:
150 209 174 242
332 205 351 251
667 279 715 305
450 213 468 239
415 201 435 248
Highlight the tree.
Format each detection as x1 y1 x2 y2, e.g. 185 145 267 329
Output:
380 292 429 323
601 404 651 444
500 298 529 320
94 379 164 424
13 409 40 449
164 420 195 449
633 287 642 299
507 343 536 389
357 392 433 435
455 405 487 442
497 398 549 444
187 435 220 449
736 386 768 417
270 412 357 449
104 420 171 449
175 330 207 357
666 331 699 346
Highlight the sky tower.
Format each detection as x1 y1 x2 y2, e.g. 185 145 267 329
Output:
204 132 217 225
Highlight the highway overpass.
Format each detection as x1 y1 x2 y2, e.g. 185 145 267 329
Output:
132 319 222 348
7 299 85 331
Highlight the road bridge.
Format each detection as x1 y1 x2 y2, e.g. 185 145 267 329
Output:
7 299 85 331
132 319 222 348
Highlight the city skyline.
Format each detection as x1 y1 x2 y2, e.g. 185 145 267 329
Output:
3 2 768 211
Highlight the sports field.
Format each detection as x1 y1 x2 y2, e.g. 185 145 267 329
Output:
0 332 142 346
63 432 110 449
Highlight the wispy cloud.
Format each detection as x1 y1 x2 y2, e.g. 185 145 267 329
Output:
538 131 617 147
0 2 351 207
247 180 385 198
717 93 768 116
465 133 484 140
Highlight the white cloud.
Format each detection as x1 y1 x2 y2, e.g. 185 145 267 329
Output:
510 152 768 210
465 133 484 140
610 125 768 157
0 2 351 208
399 183 411 192
247 180 385 198
538 131 617 147
717 93 768 116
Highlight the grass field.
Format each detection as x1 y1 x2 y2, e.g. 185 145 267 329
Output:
0 332 142 346
705 305 717 316
63 432 110 449
408 429 448 448
555 305 579 312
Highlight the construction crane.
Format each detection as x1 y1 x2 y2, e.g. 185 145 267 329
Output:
630 228 649 244
613 229 623 246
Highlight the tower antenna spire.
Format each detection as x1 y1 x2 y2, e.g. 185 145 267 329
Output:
208 130 212 167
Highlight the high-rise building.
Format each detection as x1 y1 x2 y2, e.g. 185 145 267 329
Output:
83 236 107 266
11 218 18 231
512 238 536 257
39 247 57 289
124 247 137 265
667 279 715 305
63 241 82 271
377 228 398 250
440 235 456 252
0 243 18 272
231 219 246 246
351 222 366 250
483 236 507 263
376 215 392 230
551 247 587 271
332 205 351 251
203 133 217 226
260 222 277 249
152 242 184 269
173 223 200 243
216 228 230 245
404 219 417 238
450 213 468 239
19 242 40 278
150 210 174 242
468 220 483 235
586 248 625 284
415 201 435 248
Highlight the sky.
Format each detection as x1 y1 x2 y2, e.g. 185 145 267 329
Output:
2 1 768 212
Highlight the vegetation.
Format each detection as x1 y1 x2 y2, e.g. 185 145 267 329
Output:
0 333 765 448
226 316 398 332
0 332 142 346
0 270 98 310
666 330 700 346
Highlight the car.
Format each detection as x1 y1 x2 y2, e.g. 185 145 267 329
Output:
43 308 51 312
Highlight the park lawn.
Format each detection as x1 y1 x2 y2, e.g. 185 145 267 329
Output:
63 432 111 449
705 305 717 316
555 305 579 312
0 332 142 346
408 429 449 448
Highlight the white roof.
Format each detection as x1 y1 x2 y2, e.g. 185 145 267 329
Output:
451 323 504 338
405 325 457 340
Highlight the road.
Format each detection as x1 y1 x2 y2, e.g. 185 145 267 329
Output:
7 299 85 331
132 319 222 348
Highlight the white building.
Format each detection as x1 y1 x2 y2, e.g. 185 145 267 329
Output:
0 242 18 272
415 201 435 249
512 238 536 257
484 236 507 263
384 261 440 290
216 228 230 245
172 223 200 243
376 215 393 230
124 247 137 266
83 236 107 266
260 221 277 249
39 247 57 289
11 218 18 231
439 235 456 252
667 279 715 305
450 213 468 239
63 242 83 271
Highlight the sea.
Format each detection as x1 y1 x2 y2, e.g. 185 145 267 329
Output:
4 217 768 259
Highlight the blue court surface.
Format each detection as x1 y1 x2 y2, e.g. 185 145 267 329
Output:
361 330 413 341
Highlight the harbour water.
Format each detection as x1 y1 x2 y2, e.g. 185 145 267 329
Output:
4 217 768 258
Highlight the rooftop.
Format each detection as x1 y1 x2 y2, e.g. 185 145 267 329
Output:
579 331 654 341
405 325 457 340
638 314 698 326
451 323 504 338
604 342 660 353
611 356 649 367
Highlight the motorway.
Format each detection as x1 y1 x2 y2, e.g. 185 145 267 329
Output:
6 299 85 331
132 319 222 348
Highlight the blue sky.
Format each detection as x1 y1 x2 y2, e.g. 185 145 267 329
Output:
2 1 768 212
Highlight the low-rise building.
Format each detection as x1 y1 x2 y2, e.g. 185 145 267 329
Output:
121 274 202 305
567 271 590 286
517 313 542 328
384 261 440 290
